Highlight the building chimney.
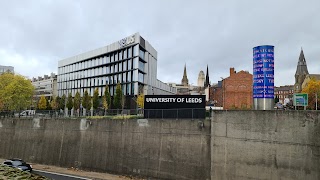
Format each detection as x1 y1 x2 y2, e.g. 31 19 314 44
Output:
230 67 236 76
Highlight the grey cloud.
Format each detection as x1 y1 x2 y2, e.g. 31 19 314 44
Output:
0 0 319 86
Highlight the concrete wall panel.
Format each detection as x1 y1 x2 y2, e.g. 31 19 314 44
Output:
0 118 210 180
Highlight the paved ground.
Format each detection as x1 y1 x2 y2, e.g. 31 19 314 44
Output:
0 158 144 180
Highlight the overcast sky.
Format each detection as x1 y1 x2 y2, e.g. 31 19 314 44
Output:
1 0 319 87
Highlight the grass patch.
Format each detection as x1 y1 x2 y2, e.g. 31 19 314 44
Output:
0 164 48 179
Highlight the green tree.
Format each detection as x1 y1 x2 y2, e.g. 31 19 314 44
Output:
92 88 99 110
0 72 34 111
302 78 320 110
104 85 111 109
82 90 92 110
74 91 81 110
59 94 66 110
274 96 279 104
102 95 107 109
113 83 123 109
66 92 73 110
38 95 47 110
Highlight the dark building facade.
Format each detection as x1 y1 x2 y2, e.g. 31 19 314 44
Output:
209 82 223 107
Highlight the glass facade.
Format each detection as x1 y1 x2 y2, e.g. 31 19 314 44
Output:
57 34 176 99
57 44 147 97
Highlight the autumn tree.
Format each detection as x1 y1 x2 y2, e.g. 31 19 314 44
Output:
50 96 59 110
302 78 320 110
38 95 47 110
0 72 34 111
66 92 73 110
92 88 99 110
0 100 3 110
137 93 144 108
82 90 92 110
59 94 66 110
113 83 123 109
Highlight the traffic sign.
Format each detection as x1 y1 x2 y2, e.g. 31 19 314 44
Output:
293 93 308 106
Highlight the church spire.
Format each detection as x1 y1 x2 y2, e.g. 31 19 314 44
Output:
294 48 309 93
205 64 210 87
295 48 309 75
181 64 189 86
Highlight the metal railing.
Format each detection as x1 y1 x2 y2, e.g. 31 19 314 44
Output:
0 108 210 119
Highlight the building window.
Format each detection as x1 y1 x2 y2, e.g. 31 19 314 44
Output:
115 52 118 62
139 60 145 71
111 54 114 63
127 83 131 95
128 47 132 58
123 61 127 71
128 59 132 70
128 71 131 82
119 63 122 71
131 82 135 95
133 45 139 57
138 72 144 83
139 49 145 60
123 73 126 82
118 74 122 83
123 49 127 59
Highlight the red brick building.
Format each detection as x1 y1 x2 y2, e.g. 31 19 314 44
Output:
222 68 253 110
274 85 294 104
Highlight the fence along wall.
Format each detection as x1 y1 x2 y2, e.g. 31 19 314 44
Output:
0 118 211 180
211 110 320 180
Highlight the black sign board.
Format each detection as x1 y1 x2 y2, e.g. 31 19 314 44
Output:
144 95 206 119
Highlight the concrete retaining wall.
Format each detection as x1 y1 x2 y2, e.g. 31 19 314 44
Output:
0 118 211 180
1 110 320 180
212 110 320 180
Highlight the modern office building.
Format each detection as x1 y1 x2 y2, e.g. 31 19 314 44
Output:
57 33 176 108
0 65 14 74
32 73 58 99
